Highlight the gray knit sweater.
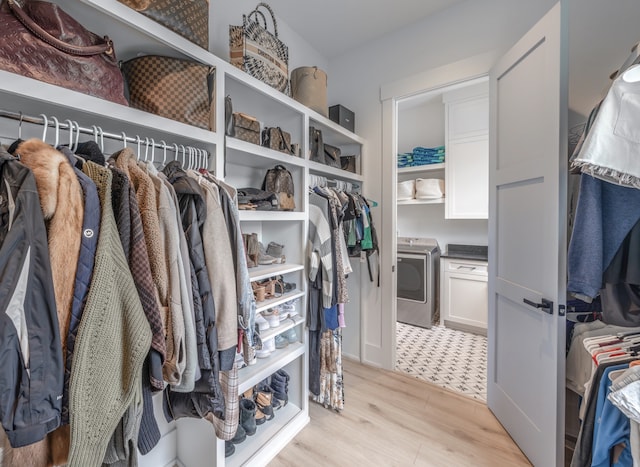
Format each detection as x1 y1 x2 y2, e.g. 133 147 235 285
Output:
68 162 152 467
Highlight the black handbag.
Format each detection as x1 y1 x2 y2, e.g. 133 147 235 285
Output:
309 126 324 164
323 143 341 169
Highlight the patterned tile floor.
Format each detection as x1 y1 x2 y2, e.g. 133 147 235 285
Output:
396 322 487 402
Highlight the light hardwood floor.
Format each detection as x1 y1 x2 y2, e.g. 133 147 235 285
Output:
270 359 532 466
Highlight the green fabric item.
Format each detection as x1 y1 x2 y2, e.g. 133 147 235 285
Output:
68 162 151 467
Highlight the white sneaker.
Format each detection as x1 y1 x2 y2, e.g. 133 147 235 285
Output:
256 337 275 358
255 313 270 331
282 302 298 318
263 308 280 328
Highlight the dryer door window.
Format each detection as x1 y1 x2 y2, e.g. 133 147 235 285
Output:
397 253 427 303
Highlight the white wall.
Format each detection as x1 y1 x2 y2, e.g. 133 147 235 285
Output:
397 98 445 154
208 1 329 77
397 205 488 249
327 0 557 368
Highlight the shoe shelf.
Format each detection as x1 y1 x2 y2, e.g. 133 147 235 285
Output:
226 138 307 170
255 289 306 314
238 210 306 222
227 403 309 467
248 263 305 282
259 315 305 342
238 343 305 395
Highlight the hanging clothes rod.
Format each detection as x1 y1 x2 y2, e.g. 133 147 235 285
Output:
0 109 209 157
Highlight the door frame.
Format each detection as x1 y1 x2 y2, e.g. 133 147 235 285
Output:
378 53 495 371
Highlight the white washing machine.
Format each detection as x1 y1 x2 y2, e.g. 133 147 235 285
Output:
396 237 440 328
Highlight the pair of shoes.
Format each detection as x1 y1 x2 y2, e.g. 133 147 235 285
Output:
274 334 289 349
257 241 277 265
280 327 297 344
270 369 290 410
255 313 270 331
262 308 280 328
225 440 235 457
280 300 298 320
239 398 257 436
241 385 275 428
266 241 286 264
256 337 275 359
254 385 275 422
230 423 246 444
243 233 259 268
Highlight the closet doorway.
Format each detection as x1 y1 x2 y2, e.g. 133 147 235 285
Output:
381 60 493 402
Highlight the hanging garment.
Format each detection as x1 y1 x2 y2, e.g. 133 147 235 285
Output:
110 167 165 390
0 148 63 448
69 162 151 467
56 147 100 426
143 163 187 386
109 167 163 456
600 219 640 326
309 191 333 309
572 64 640 188
568 174 640 301
10 139 84 466
162 161 224 421
212 176 256 363
188 171 238 370
11 139 83 370
112 149 169 335
311 329 344 412
159 173 199 394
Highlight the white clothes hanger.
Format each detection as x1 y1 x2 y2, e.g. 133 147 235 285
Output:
51 116 60 148
40 114 48 142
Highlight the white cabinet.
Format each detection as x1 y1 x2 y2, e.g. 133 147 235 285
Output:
443 84 489 219
440 258 488 333
0 1 365 466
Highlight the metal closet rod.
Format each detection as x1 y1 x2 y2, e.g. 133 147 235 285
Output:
0 109 209 157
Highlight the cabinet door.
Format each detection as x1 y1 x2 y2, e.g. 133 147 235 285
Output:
447 96 489 140
443 271 488 330
445 135 489 219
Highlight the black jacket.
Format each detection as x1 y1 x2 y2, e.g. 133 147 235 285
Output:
0 149 63 447
162 162 224 420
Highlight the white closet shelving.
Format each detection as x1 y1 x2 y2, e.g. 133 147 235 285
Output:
0 2 365 466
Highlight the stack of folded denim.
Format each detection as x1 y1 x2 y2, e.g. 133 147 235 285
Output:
397 152 413 168
411 146 445 166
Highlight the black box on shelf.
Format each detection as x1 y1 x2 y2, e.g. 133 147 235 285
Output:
329 105 355 133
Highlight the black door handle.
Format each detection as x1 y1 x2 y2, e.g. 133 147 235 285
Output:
523 298 554 315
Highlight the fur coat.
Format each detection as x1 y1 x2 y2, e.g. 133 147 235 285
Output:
11 139 84 466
